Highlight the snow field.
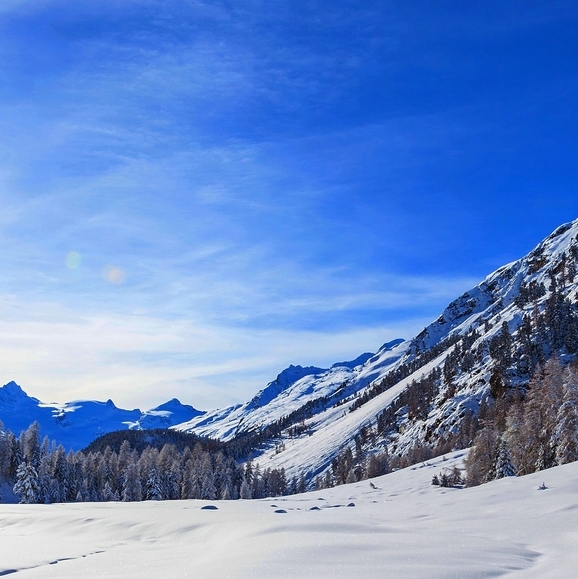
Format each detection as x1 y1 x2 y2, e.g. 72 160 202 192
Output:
1 451 577 578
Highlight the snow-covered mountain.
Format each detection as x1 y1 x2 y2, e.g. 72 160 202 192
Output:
0 344 403 452
176 218 578 481
3 218 578 474
0 382 203 450
176 340 405 440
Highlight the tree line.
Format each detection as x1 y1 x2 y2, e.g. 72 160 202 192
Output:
0 423 306 504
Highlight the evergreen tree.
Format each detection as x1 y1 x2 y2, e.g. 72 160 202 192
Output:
118 440 132 473
221 484 232 500
180 458 196 499
201 472 217 500
502 400 525 474
565 320 578 354
67 452 84 502
243 459 254 487
52 445 69 501
158 444 179 500
20 422 41 470
145 468 163 500
103 481 120 501
523 358 564 472
239 479 252 499
0 423 14 480
13 461 40 504
494 436 516 478
190 479 202 500
122 463 142 502
297 472 306 494
199 454 216 500
47 479 62 503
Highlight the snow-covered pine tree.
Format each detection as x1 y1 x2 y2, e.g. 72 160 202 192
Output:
20 422 41 470
221 484 232 500
200 453 216 500
104 448 121 497
239 479 252 499
158 444 179 500
201 472 217 500
67 451 84 502
13 461 40 504
103 481 120 501
122 463 142 502
145 468 163 501
494 436 516 478
47 478 62 503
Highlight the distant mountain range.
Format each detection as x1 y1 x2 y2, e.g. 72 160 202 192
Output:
2 218 578 481
0 345 401 451
0 381 203 450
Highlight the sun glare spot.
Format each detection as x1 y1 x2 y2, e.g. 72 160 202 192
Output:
104 266 126 284
65 251 81 269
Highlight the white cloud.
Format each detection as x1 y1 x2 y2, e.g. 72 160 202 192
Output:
0 295 430 410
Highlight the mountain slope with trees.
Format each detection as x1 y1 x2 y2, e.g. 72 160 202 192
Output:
216 219 578 486
2 218 578 499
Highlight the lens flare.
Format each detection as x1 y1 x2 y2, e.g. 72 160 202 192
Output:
65 251 81 269
104 266 126 284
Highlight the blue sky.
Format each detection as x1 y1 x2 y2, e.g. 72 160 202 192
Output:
0 0 577 409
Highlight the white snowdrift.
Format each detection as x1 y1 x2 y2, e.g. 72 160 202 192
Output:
1 451 577 578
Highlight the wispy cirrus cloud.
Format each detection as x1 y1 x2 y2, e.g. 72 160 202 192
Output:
0 1 576 409
0 295 430 409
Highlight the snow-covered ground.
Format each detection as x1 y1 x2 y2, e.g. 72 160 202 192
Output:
1 451 577 578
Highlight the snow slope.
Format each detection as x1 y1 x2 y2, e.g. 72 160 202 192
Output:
259 348 451 480
0 382 203 450
176 339 406 440
1 452 577 578
221 218 578 479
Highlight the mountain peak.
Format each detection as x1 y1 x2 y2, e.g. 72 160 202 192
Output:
0 381 29 403
150 398 202 414
248 365 326 409
377 338 405 353
545 219 577 242
331 353 374 370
